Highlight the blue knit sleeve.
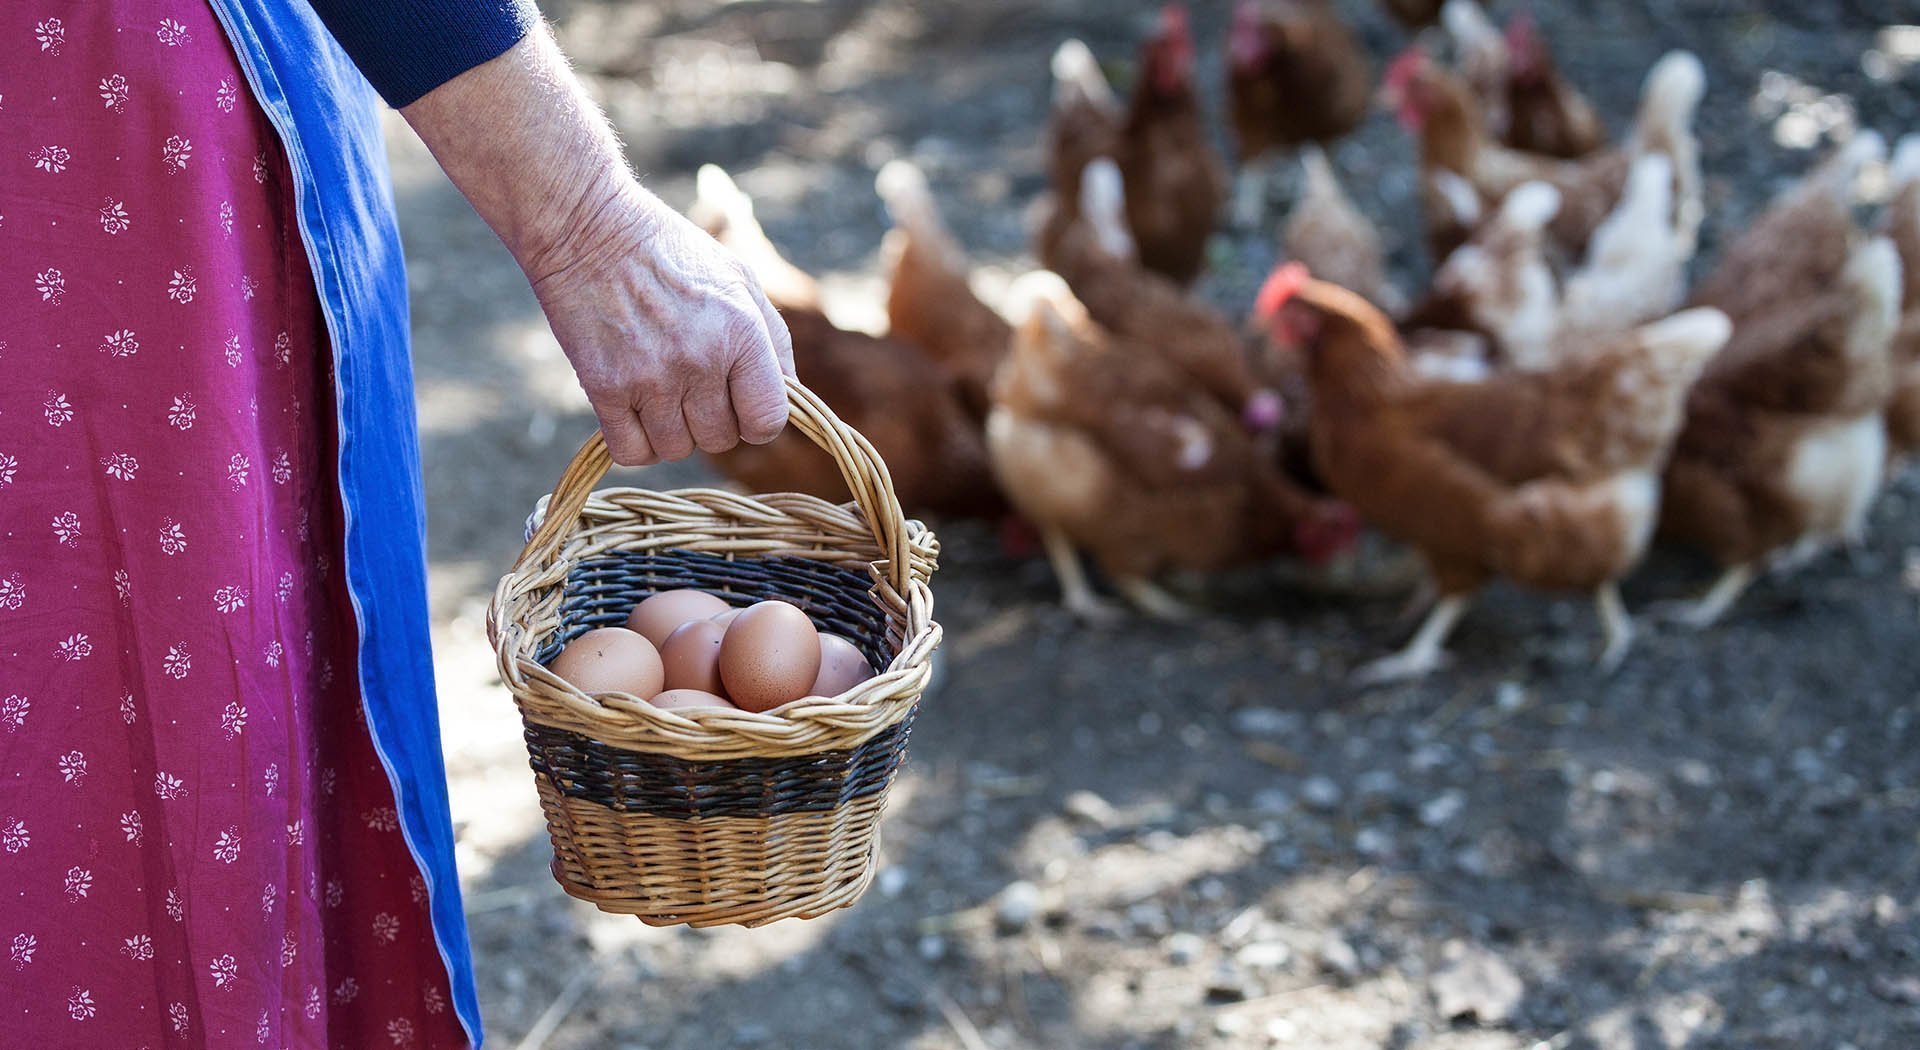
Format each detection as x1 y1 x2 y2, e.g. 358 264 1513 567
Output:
306 0 538 108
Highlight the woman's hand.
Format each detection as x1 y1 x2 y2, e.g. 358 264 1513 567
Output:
400 22 793 465
524 181 793 464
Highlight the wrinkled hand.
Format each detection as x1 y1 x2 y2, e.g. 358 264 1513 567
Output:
527 185 795 466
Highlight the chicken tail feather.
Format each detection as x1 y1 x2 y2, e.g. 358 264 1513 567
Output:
1051 39 1116 109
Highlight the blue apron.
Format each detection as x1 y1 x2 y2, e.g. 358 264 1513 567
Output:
204 2 482 1044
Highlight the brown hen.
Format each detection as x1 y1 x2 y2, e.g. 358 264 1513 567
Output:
1256 263 1730 683
987 272 1356 621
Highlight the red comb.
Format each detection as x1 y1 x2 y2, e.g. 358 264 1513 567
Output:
1503 11 1538 52
1254 262 1310 323
1383 45 1426 92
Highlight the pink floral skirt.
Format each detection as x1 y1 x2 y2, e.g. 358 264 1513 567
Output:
1 3 467 1046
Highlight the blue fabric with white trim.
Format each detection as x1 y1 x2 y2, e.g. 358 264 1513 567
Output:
205 1 488 1044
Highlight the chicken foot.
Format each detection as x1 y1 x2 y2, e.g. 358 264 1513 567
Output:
1658 563 1757 630
1114 578 1198 621
1351 594 1470 686
1040 527 1123 624
1595 582 1634 673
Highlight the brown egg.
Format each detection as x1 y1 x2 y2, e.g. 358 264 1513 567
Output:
659 620 728 696
719 600 822 713
710 608 744 629
626 589 731 648
549 627 663 697
649 689 737 712
812 634 876 697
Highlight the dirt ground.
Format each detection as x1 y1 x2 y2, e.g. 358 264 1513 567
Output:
389 2 1920 1047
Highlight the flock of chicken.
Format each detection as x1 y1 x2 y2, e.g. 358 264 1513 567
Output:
683 0 1920 684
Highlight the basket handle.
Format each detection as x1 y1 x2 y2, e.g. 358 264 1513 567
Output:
514 376 913 595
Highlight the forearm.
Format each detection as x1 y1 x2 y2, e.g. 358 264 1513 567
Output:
399 24 644 282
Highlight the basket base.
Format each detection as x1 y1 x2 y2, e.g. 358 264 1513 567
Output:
536 778 886 927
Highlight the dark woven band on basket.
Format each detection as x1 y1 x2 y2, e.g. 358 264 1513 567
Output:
538 549 892 673
524 707 915 819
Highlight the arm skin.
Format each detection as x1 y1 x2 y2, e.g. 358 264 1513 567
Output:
399 22 794 466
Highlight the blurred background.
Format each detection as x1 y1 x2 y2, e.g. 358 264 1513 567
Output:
396 1 1920 1047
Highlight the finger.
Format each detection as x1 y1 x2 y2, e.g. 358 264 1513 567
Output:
683 385 740 455
593 402 657 467
637 394 698 463
744 281 796 378
728 349 788 445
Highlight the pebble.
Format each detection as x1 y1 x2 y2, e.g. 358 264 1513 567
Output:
1252 788 1295 815
1062 789 1119 828
917 934 947 962
1301 776 1344 811
1430 941 1524 1025
1355 770 1399 798
995 880 1042 931
876 866 910 898
1318 935 1363 981
1420 789 1467 827
1128 900 1172 937
1231 707 1304 738
1165 932 1205 966
1235 940 1293 971
1355 825 1394 857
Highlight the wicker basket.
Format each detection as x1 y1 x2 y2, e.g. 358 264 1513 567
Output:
488 378 941 927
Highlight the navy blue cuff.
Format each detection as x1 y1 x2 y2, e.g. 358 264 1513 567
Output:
308 0 538 108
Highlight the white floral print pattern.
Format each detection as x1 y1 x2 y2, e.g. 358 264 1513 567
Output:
57 750 86 783
212 827 241 864
34 267 66 303
220 700 246 738
63 866 92 902
98 74 128 113
0 575 23 610
167 267 196 303
66 986 95 1021
31 144 70 174
34 18 65 54
158 519 187 555
100 328 139 357
51 512 81 547
1 695 27 730
168 393 197 429
156 18 191 47
101 452 138 480
99 197 130 233
43 392 73 426
122 935 153 961
9 933 36 969
2 818 28 853
153 772 187 800
160 135 190 173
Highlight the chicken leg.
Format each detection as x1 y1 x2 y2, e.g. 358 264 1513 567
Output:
1040 526 1122 624
1660 564 1757 630
1232 158 1278 229
1351 594 1470 686
1114 577 1197 621
1594 582 1634 673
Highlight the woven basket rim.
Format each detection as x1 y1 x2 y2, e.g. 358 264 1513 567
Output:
487 380 942 761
